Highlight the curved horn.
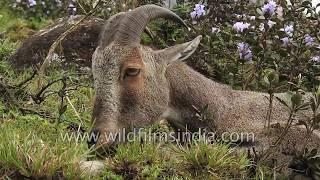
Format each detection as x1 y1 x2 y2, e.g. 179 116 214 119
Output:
115 4 188 46
99 12 126 47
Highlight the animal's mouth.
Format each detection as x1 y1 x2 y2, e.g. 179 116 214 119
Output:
88 137 119 157
87 129 123 156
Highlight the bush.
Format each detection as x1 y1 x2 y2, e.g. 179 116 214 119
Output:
148 0 320 92
10 0 68 20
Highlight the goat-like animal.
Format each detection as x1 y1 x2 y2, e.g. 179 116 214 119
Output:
89 4 320 163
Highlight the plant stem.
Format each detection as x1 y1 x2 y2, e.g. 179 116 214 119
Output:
266 92 274 130
273 111 294 146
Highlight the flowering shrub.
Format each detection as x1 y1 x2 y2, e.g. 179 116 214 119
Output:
2 0 320 92
168 0 320 91
10 0 70 19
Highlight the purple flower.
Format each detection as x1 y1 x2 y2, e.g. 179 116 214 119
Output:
27 0 36 7
195 4 205 16
237 42 253 61
190 3 205 19
281 37 291 46
304 34 314 46
68 3 77 16
281 25 294 37
233 22 250 33
262 0 277 16
190 11 197 19
317 45 320 49
310 56 320 62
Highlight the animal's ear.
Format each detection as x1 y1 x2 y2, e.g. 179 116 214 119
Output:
156 35 202 64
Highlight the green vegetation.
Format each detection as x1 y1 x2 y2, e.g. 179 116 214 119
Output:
1 0 319 179
0 37 252 179
0 116 90 179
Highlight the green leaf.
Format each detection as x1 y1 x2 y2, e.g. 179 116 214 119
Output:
262 76 270 86
291 93 303 107
301 1 312 7
297 103 310 111
276 96 290 108
317 86 320 97
270 53 281 61
310 97 317 112
256 8 263 15
59 105 68 115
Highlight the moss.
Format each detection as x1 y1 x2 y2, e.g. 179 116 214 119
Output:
0 39 18 61
5 20 34 42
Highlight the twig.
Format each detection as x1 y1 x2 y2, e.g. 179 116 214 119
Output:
66 95 84 126
33 78 65 103
0 78 50 118
16 70 37 88
261 111 295 162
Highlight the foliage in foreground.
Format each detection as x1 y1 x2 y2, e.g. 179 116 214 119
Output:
0 104 251 179
0 116 90 179
0 40 251 179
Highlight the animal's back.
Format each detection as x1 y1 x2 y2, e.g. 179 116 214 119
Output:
166 62 320 146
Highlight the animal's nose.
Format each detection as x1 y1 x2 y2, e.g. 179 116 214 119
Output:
87 130 100 148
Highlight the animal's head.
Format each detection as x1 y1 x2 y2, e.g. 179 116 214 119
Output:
89 4 201 150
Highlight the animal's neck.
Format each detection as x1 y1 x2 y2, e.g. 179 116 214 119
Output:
165 62 232 131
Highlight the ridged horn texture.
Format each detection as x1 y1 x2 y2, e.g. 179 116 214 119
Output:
115 4 188 46
99 12 126 47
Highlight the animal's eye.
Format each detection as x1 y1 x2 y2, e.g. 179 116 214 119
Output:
125 68 140 77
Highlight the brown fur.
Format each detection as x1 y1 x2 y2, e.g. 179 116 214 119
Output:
92 43 319 151
165 61 320 164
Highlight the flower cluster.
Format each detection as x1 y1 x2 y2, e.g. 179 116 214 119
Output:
281 37 291 46
304 34 314 46
12 0 68 19
261 0 277 16
280 24 295 45
188 0 319 67
233 22 250 33
190 4 205 19
237 42 253 61
283 24 294 37
184 0 319 92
